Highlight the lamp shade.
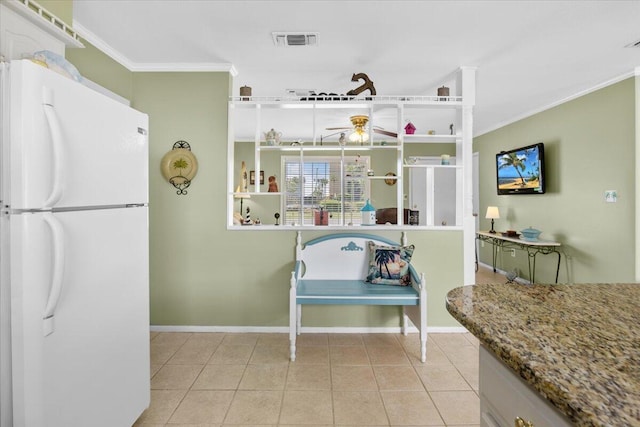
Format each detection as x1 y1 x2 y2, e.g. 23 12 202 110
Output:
349 130 369 143
348 115 369 143
485 206 500 219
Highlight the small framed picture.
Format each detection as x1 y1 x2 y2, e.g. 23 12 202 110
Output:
250 170 264 185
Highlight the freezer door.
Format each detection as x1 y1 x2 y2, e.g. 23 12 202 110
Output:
10 207 149 427
6 60 148 210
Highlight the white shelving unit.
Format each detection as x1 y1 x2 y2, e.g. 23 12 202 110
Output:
227 67 476 283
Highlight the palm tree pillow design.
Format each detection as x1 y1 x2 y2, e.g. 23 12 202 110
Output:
365 241 415 286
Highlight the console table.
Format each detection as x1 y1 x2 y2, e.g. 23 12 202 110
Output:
476 231 562 283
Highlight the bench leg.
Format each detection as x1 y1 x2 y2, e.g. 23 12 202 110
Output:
289 304 301 362
289 340 296 362
289 307 297 361
289 277 297 361
401 307 408 336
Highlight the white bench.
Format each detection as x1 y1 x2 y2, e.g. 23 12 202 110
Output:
289 232 427 362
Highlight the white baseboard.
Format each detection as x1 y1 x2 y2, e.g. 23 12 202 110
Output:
149 325 469 334
429 326 469 333
150 325 290 333
477 261 530 285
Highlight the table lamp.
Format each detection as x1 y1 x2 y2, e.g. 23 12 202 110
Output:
235 186 250 215
485 206 500 234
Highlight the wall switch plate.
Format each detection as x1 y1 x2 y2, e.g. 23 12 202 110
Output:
605 190 617 203
510 249 516 257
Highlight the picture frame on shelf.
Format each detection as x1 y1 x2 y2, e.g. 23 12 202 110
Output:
250 170 264 185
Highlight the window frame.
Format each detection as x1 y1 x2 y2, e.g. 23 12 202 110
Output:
281 155 371 226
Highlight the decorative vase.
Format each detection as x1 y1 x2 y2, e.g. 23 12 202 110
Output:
240 85 252 100
314 208 329 226
437 86 449 97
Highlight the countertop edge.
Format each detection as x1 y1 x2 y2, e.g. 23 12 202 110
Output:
445 288 596 426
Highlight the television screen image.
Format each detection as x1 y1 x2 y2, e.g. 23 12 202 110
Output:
496 142 546 195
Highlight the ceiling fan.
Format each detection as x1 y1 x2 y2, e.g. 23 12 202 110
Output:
326 115 398 144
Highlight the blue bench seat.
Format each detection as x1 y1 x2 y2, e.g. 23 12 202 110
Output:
289 232 427 363
297 279 420 305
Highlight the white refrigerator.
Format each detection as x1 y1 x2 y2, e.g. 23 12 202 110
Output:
0 59 150 426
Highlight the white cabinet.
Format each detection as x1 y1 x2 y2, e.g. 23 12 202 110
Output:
0 0 82 61
480 346 572 427
408 156 458 227
227 67 475 233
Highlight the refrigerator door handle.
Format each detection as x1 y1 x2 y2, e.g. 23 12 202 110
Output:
42 88 65 208
42 213 65 336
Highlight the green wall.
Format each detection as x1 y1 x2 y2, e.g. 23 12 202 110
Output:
37 0 72 24
475 78 636 284
57 0 466 328
61 49 466 329
34 0 640 330
66 41 133 101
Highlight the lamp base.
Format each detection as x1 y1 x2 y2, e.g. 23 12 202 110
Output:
489 219 496 234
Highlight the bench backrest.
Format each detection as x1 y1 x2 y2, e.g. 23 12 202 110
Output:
298 233 403 280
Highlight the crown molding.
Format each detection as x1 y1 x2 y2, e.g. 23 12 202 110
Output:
475 69 637 137
72 20 237 75
129 62 237 74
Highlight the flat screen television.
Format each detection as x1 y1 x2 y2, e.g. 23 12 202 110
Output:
496 142 546 195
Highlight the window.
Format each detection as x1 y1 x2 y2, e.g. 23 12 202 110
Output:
282 155 370 225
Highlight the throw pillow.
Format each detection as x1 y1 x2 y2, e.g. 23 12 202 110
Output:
366 241 415 286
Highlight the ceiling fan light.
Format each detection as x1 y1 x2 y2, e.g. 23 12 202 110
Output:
349 130 369 143
348 115 370 143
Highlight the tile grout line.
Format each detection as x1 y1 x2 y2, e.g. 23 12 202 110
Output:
156 331 193 425
142 331 480 426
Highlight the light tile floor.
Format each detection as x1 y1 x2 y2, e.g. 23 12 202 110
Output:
134 267 506 427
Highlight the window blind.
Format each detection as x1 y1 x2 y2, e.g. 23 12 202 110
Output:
282 155 370 225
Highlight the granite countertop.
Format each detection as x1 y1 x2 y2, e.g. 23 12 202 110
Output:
446 283 640 427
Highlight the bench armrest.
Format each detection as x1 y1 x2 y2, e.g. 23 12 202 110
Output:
408 265 423 292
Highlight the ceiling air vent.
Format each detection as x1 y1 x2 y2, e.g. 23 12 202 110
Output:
624 38 640 48
272 32 319 47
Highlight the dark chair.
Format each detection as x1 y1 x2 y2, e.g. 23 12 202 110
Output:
376 208 410 224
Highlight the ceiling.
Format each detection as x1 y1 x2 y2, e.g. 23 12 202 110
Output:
72 1 640 139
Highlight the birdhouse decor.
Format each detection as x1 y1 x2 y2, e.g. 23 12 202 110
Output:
404 122 416 135
361 199 376 225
